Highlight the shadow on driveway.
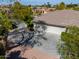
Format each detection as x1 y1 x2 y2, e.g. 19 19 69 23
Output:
7 51 27 59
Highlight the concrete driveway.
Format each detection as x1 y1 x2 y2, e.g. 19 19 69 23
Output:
7 25 65 59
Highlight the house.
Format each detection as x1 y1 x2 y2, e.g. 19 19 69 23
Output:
33 7 56 16
33 10 79 34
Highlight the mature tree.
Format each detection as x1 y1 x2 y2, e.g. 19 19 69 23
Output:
0 13 12 52
73 7 79 11
66 3 78 8
47 2 51 8
58 26 79 59
0 43 5 58
11 2 34 30
57 2 65 10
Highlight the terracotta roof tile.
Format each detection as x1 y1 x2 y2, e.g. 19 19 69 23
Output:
34 10 79 27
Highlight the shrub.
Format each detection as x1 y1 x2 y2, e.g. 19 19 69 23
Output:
0 43 5 55
58 26 79 59
73 7 79 11
0 56 5 59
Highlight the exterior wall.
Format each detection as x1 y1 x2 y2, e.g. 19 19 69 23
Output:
33 7 56 15
46 25 66 35
34 23 66 35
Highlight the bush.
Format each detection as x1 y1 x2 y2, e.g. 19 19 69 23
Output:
58 26 79 59
0 56 5 59
73 7 79 11
56 2 65 10
0 43 5 56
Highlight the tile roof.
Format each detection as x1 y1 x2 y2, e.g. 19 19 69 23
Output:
34 10 79 27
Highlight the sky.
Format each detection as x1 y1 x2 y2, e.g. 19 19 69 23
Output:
20 0 79 5
0 0 79 5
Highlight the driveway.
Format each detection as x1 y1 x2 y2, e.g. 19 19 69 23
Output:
7 25 65 59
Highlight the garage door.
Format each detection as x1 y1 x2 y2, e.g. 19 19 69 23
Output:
46 25 66 35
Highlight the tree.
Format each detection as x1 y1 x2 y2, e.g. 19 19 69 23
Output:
58 26 79 59
0 43 5 56
57 2 65 10
66 4 78 9
11 2 34 30
73 7 79 11
0 13 12 54
47 2 51 8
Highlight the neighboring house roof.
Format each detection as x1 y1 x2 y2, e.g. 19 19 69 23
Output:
34 10 79 27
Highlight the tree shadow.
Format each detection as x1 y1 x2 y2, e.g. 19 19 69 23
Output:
7 51 27 59
30 20 47 47
7 21 48 49
21 21 48 47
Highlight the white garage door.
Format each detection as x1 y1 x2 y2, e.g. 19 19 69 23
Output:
46 26 66 35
